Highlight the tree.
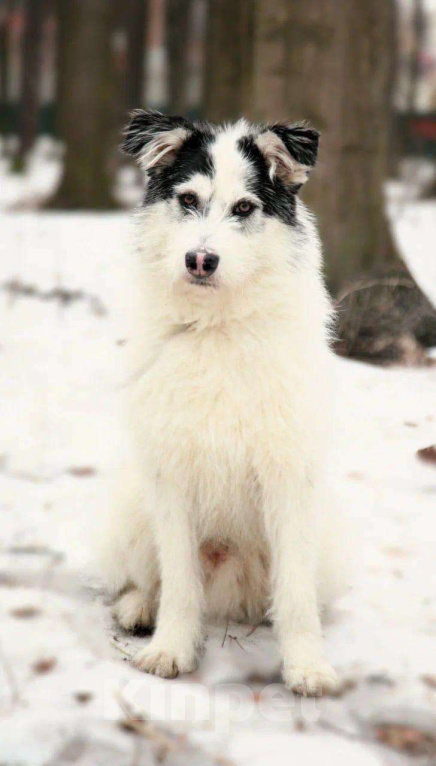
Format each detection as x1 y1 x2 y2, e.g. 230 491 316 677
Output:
166 0 193 114
407 0 425 112
204 0 253 122
203 0 396 291
279 0 435 358
50 0 118 209
204 0 436 361
17 0 47 169
121 0 147 113
0 0 11 104
283 0 400 293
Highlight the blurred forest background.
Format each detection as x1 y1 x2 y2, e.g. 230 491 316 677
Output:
0 0 435 363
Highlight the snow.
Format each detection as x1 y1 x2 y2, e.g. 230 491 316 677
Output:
0 160 435 765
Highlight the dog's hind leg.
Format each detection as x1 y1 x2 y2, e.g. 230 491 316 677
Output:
113 584 158 633
110 521 160 633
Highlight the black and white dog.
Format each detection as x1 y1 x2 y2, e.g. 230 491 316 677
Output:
99 110 347 696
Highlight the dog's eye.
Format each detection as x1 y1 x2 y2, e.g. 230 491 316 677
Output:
179 193 198 209
233 200 255 217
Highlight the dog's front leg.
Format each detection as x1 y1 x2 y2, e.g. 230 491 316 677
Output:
134 482 203 678
264 474 338 696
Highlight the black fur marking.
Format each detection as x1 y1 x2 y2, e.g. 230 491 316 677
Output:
121 109 192 157
238 136 298 226
145 129 215 206
121 109 215 206
268 123 320 167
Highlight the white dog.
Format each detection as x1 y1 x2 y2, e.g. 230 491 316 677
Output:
99 110 348 696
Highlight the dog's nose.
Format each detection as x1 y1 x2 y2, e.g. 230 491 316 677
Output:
185 251 219 277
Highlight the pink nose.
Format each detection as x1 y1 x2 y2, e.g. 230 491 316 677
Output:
185 251 219 277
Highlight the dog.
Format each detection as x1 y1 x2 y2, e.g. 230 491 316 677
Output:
98 109 348 696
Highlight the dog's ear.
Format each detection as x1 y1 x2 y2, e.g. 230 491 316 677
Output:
121 109 194 172
256 122 319 188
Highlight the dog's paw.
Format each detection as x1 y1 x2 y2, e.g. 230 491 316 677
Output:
112 589 154 633
284 661 339 697
133 644 198 679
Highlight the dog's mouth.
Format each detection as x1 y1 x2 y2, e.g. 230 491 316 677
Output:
186 274 217 289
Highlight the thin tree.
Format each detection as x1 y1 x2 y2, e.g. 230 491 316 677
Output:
204 0 253 122
407 0 425 113
122 0 147 112
0 0 11 104
166 0 193 114
16 0 47 169
50 0 118 209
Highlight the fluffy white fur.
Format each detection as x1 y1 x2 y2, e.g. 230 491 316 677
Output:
99 121 348 696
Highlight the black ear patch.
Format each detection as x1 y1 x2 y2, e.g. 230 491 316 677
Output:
268 123 320 168
255 121 320 187
121 109 195 170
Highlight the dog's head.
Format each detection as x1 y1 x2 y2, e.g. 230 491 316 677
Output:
122 110 319 293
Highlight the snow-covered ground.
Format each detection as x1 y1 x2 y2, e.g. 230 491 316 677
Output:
0 160 435 765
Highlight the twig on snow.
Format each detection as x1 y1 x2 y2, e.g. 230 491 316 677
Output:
115 689 178 761
0 637 22 711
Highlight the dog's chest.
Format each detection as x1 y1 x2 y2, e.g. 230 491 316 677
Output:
142 331 260 438
133 331 314 502
133 324 303 476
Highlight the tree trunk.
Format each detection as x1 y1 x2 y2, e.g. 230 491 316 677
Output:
123 0 147 112
203 0 253 122
0 0 11 103
17 0 46 168
245 0 288 123
407 0 425 112
166 0 193 114
203 0 436 361
50 0 118 209
205 0 400 293
279 0 398 293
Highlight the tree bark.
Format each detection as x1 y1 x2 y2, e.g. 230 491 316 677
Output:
123 0 147 112
407 0 425 112
166 0 193 114
0 0 11 103
245 0 288 123
17 0 46 167
205 0 401 294
203 0 253 122
50 0 118 209
203 0 436 360
279 0 398 293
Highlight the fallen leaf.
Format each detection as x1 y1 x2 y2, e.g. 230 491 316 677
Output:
0 573 17 586
32 657 57 674
10 605 41 619
366 673 395 687
417 445 436 465
67 466 97 478
74 691 93 704
294 720 306 732
347 471 366 481
383 546 409 558
375 724 436 756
